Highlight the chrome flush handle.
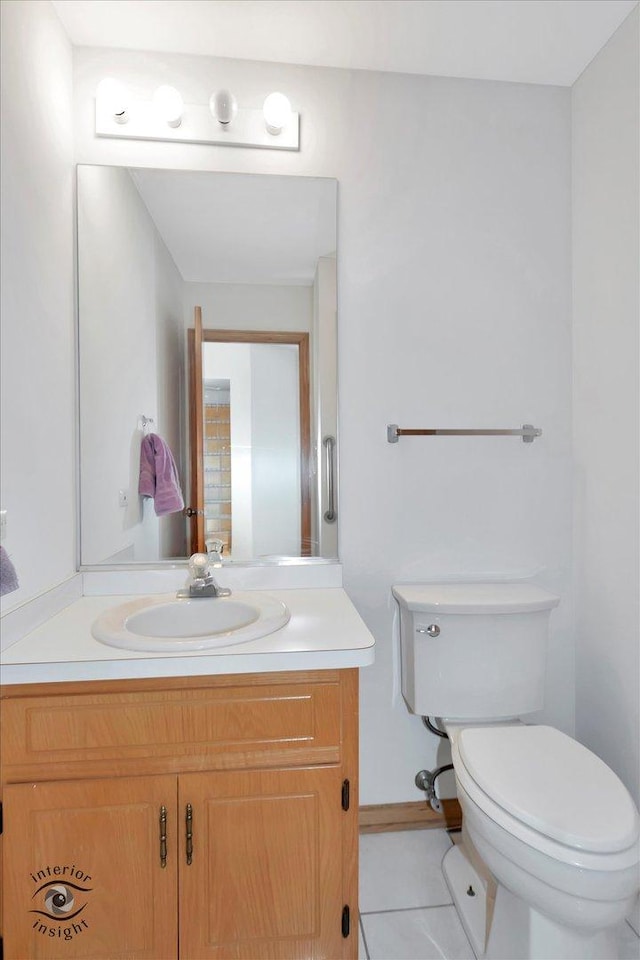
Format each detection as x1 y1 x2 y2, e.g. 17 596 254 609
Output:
417 624 440 637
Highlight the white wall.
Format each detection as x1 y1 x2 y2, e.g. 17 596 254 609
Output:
154 232 187 558
572 8 640 805
78 165 157 562
78 165 185 563
72 48 574 804
0 0 75 611
185 281 311 333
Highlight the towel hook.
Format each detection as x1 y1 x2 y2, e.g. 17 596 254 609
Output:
140 414 154 435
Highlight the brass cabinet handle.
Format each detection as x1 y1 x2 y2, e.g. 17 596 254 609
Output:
159 805 168 868
185 803 193 865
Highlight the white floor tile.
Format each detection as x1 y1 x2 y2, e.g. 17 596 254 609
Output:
362 905 475 960
619 920 640 960
358 828 640 960
359 918 369 959
360 829 453 912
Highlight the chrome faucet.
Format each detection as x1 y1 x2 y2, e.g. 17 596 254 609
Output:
177 553 231 599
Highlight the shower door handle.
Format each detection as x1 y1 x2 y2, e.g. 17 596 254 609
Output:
323 436 337 523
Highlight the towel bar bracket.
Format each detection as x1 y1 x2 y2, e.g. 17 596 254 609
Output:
387 424 542 444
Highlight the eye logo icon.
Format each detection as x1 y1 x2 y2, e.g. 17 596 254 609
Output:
29 866 93 942
32 880 92 921
45 884 75 915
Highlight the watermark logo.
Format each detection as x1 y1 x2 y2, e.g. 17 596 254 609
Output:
30 865 92 943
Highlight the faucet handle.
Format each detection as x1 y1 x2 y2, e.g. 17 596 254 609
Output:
188 553 210 579
206 539 225 564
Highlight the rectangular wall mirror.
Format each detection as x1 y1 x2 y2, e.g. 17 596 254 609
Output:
77 165 338 566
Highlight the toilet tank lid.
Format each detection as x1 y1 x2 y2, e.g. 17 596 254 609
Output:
392 582 560 614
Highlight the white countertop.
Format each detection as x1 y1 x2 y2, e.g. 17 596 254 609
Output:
0 588 375 685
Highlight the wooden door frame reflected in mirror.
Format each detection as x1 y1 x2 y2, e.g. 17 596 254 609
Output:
188 328 311 558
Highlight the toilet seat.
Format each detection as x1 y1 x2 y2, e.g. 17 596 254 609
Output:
458 725 638 852
452 724 640 870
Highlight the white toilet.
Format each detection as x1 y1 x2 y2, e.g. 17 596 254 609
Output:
393 582 640 960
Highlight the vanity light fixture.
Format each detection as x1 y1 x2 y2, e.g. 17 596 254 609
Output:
152 85 184 128
209 89 238 126
263 93 292 135
95 79 299 151
95 77 129 124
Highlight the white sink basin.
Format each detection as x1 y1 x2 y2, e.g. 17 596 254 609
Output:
91 592 290 652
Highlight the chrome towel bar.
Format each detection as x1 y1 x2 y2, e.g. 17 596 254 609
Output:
387 424 542 444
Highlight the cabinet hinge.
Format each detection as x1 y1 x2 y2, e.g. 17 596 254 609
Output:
341 905 350 938
341 778 350 811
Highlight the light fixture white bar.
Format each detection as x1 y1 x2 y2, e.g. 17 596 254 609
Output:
95 99 299 151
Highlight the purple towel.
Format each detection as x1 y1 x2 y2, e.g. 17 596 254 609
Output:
0 545 19 596
138 433 185 517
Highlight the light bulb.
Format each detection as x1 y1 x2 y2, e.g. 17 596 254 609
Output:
209 89 238 125
263 92 291 135
152 85 184 127
95 77 129 124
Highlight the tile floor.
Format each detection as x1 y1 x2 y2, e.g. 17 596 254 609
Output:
358 828 640 960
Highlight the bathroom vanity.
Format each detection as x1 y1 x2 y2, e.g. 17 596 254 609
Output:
0 148 363 959
0 587 374 959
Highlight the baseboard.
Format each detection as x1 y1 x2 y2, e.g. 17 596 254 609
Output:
359 799 462 834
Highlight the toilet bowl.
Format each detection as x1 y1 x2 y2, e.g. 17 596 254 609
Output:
392 582 640 959
448 722 640 958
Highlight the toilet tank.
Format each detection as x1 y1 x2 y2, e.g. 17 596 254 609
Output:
392 583 560 719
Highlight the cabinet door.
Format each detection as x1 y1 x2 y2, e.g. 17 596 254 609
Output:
179 767 348 960
2 775 178 959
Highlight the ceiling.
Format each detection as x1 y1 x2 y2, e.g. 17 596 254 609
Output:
53 0 637 86
129 169 336 284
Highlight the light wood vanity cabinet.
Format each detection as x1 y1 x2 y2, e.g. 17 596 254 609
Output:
0 669 359 960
